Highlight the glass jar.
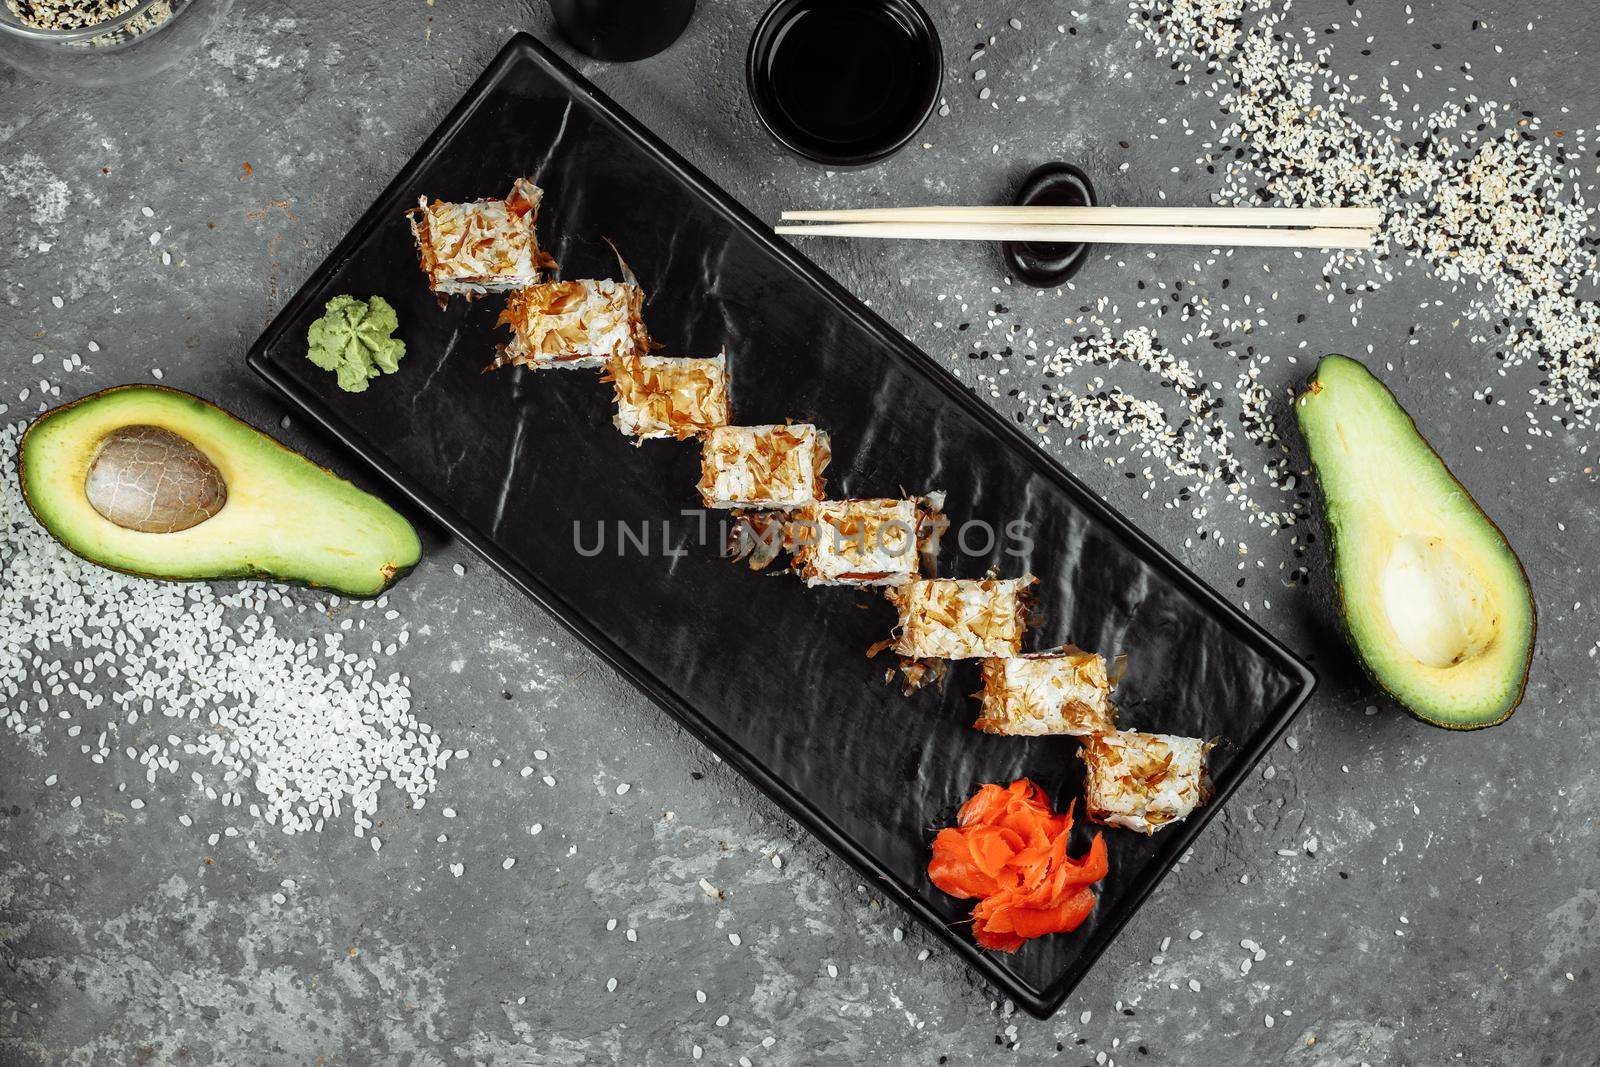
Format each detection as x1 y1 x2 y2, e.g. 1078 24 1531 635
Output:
0 0 232 86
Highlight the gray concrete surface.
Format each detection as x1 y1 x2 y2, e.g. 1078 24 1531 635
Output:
1 0 1596 1063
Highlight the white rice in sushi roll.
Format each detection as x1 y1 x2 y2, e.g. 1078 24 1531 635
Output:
407 177 554 299
697 424 830 510
973 648 1116 737
791 495 945 587
607 352 730 440
491 279 650 370
883 576 1035 660
1079 729 1213 835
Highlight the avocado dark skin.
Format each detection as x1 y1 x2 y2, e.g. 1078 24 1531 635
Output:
1296 355 1534 730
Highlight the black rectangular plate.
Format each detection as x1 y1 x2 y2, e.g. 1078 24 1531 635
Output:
247 34 1315 1019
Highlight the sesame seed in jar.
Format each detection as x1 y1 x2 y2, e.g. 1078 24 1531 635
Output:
6 0 140 31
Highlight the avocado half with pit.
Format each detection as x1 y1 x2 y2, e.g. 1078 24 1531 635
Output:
19 384 420 598
1296 355 1534 729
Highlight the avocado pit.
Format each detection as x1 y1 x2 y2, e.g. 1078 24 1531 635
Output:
84 425 227 533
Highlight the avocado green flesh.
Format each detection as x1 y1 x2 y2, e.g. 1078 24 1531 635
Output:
19 385 421 598
1296 355 1534 729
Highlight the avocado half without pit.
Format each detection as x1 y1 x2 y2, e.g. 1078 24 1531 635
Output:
1296 355 1535 729
19 385 421 598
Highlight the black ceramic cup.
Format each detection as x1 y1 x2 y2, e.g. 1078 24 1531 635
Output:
747 0 942 167
549 0 695 62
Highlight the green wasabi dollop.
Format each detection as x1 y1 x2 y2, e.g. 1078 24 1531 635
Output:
306 294 407 393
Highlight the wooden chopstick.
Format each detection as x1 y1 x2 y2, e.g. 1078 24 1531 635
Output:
774 222 1376 250
781 205 1382 228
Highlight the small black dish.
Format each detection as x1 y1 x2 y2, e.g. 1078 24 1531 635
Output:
1003 162 1098 287
747 0 942 167
548 0 696 63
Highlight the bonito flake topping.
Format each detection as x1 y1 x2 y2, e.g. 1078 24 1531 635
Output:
884 577 1035 660
1079 729 1214 835
790 495 946 587
491 279 650 370
407 177 555 300
974 648 1116 737
697 424 830 510
606 352 730 440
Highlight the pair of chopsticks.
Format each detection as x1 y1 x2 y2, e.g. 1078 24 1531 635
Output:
775 206 1380 250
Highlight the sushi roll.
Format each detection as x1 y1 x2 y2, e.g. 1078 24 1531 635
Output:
606 352 731 441
1079 730 1213 835
407 177 555 300
491 279 650 370
697 424 830 510
883 577 1035 660
973 647 1116 737
790 495 946 587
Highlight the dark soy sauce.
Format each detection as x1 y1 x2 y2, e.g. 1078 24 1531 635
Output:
761 0 930 156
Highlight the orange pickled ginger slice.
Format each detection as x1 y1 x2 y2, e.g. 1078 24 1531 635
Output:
928 777 1109 953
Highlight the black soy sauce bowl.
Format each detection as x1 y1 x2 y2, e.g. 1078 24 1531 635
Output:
746 0 943 168
1003 162 1098 287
